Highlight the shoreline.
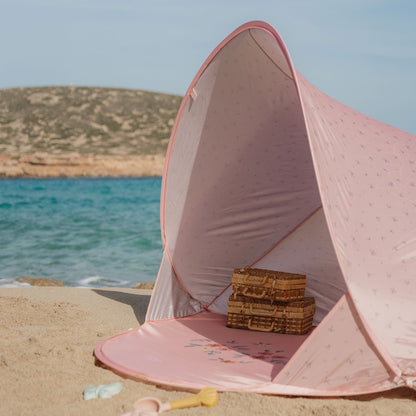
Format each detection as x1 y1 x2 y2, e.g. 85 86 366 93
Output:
1 286 415 415
1 276 156 289
0 153 165 178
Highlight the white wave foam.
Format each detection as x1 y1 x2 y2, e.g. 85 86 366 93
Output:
0 279 31 288
77 276 103 287
76 275 131 288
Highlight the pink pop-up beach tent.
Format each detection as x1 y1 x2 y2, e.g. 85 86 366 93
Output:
95 21 416 396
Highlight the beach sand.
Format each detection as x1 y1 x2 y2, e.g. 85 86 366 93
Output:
1 287 415 416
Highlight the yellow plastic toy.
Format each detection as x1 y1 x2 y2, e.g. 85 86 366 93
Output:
122 387 218 416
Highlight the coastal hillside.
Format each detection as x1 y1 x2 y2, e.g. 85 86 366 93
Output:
0 86 182 177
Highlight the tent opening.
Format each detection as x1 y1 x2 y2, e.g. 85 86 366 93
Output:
152 27 347 323
95 21 415 395
95 27 348 391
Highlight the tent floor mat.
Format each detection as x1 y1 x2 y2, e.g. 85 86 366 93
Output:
94 311 311 391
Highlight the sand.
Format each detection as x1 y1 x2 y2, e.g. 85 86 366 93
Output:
1 287 415 416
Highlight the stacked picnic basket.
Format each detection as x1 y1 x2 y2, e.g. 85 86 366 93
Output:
226 267 315 335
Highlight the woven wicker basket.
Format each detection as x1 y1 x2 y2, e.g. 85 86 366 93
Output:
232 267 306 302
227 295 315 335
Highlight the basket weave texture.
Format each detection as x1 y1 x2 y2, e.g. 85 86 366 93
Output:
227 294 315 335
232 267 306 302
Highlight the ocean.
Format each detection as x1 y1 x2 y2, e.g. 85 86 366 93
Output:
0 177 163 288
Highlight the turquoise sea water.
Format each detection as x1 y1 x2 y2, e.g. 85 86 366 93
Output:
0 177 163 287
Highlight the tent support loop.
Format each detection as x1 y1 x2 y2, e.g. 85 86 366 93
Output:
393 376 416 391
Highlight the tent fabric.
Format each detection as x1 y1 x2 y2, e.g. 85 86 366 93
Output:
95 21 416 395
96 311 310 391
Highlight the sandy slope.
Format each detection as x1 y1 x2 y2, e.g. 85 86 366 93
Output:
0 287 415 416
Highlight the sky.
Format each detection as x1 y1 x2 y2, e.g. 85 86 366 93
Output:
1 0 415 134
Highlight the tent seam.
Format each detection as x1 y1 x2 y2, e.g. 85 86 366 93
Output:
160 94 191 248
345 293 402 378
161 21 298 249
164 244 209 311
95 315 396 396
206 206 323 312
250 206 322 267
248 30 293 80
145 250 166 321
290 59 403 381
205 282 232 310
159 21 304 313
272 293 348 384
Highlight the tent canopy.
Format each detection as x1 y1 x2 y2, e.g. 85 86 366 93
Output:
95 21 416 396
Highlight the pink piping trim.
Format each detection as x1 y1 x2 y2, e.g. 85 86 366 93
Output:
104 22 401 394
349 298 402 377
289 57 402 378
160 20 298 248
159 94 189 248
145 249 206 322
94 329 205 392
145 250 167 322
205 282 232 311
273 293 399 386
273 294 346 384
158 22 400 381
204 206 323 310
158 20 312 315
95 311 395 396
164 245 208 310
250 206 323 267
164 244 231 314
148 245 229 317
273 294 349 384
164 203 322 314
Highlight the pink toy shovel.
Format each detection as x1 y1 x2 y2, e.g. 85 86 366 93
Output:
122 387 218 416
